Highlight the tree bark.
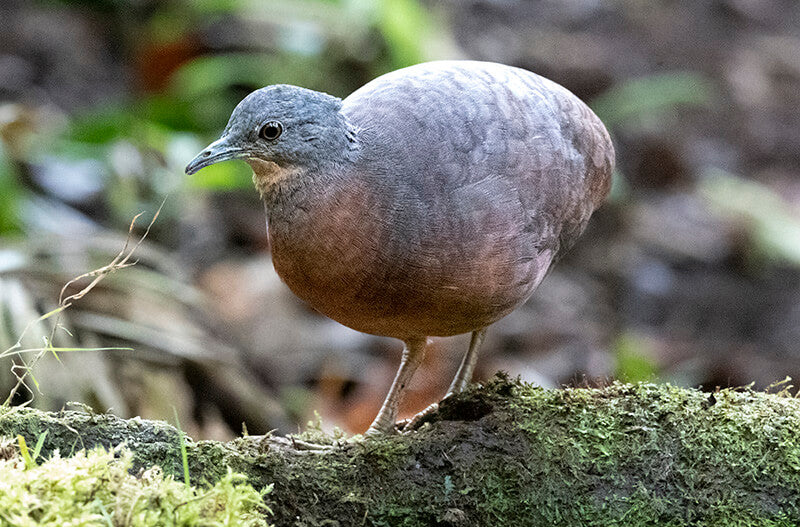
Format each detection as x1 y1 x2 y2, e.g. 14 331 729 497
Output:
2 375 800 526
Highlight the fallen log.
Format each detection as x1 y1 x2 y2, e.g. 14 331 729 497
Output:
2 375 799 526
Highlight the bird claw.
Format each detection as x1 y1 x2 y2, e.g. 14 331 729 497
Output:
393 418 410 432
400 401 441 433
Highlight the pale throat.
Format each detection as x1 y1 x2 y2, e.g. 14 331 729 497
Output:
247 158 300 199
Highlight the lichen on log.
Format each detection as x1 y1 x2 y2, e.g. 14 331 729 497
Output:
2 375 800 526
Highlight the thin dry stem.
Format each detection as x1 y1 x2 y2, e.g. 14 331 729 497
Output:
3 199 166 407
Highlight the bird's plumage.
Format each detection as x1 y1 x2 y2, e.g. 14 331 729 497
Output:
260 61 613 339
186 60 614 433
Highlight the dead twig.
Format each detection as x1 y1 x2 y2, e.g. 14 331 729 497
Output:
2 199 166 407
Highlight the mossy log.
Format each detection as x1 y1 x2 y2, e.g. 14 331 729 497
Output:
3 376 800 526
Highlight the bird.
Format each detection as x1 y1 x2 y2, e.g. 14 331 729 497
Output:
185 60 614 435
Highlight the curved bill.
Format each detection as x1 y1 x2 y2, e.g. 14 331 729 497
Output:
185 137 248 175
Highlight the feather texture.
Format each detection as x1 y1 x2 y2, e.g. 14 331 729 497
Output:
259 61 614 338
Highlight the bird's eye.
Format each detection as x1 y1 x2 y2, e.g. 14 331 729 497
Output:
259 121 283 141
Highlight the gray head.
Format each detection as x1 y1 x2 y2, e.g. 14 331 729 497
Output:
185 85 355 176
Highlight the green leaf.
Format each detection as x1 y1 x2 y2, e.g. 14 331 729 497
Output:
173 407 191 488
591 72 715 127
0 144 22 235
188 159 254 190
171 53 323 99
700 168 800 267
17 435 33 469
378 0 432 68
32 430 48 464
67 106 135 144
613 333 657 383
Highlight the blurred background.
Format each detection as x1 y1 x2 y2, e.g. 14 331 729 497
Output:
1 0 800 438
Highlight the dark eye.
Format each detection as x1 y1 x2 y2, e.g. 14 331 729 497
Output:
259 121 283 141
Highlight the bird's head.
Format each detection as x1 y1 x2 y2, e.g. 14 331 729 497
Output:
185 85 355 192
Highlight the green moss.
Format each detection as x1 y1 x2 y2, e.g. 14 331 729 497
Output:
472 381 800 526
0 444 272 526
5 378 800 525
345 379 800 526
293 412 349 446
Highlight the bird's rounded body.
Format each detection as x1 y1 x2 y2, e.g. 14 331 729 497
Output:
262 61 613 339
186 60 615 433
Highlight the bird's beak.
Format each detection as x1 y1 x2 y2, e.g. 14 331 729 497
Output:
185 137 248 175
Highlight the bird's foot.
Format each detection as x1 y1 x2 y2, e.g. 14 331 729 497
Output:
394 418 411 431
400 400 445 433
364 421 398 437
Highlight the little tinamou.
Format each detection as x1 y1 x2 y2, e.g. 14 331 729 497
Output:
186 60 614 435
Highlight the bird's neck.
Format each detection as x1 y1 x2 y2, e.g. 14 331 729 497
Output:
249 153 357 231
248 158 306 204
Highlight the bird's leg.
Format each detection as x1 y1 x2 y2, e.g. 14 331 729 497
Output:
447 327 487 395
365 336 428 435
402 328 487 432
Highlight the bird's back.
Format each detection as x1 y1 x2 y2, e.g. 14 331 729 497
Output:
343 61 612 215
331 61 613 335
